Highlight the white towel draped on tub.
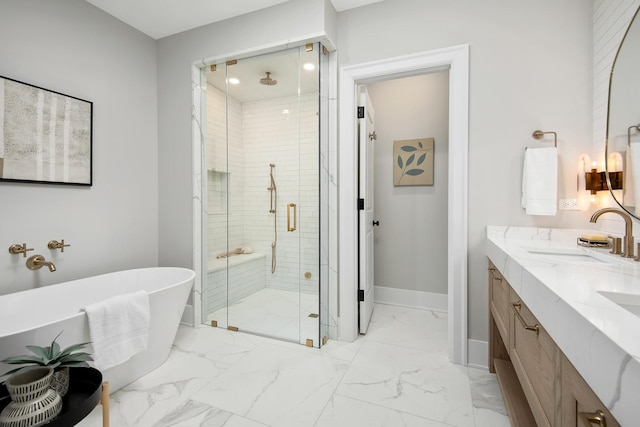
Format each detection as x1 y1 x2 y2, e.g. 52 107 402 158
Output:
82 290 150 371
521 147 558 215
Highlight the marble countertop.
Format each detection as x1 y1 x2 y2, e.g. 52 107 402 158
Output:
486 226 640 427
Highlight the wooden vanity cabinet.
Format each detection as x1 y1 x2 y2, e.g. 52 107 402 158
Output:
561 354 620 427
488 263 510 370
488 260 619 427
509 288 559 427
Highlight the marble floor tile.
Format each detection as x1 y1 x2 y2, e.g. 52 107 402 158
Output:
473 407 512 427
467 367 508 416
173 324 267 365
77 303 510 427
314 394 451 427
206 288 319 345
365 303 448 352
78 349 228 427
190 342 350 427
153 400 233 426
316 335 365 362
152 400 271 427
335 340 474 426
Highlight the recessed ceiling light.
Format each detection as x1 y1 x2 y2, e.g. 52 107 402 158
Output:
228 77 240 85
303 63 315 71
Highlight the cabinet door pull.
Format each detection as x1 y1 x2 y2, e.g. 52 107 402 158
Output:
512 301 540 335
580 410 607 426
488 267 502 280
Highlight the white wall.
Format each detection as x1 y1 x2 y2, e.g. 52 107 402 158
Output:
367 72 449 295
338 0 594 343
0 0 158 294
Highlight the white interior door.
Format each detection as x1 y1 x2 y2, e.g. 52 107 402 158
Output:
358 85 375 334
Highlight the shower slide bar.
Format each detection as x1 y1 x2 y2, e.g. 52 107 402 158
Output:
268 164 277 274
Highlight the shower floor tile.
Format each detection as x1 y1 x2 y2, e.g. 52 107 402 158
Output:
206 288 320 345
78 304 510 427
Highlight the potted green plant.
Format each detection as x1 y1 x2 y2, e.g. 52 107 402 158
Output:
0 331 93 396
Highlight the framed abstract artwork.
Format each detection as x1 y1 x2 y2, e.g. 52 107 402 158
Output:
393 137 434 186
0 75 92 186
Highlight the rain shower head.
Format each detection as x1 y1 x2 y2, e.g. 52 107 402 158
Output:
259 72 278 86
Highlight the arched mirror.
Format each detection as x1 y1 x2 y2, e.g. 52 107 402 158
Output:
606 5 640 218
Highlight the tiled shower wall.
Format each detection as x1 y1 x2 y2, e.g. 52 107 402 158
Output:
207 84 244 256
590 0 640 236
242 94 319 295
206 84 319 297
593 0 640 149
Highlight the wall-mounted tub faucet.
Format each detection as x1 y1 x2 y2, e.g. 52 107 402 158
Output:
48 239 70 253
8 243 34 257
26 255 56 272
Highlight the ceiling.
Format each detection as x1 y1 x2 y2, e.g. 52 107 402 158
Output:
85 0 384 40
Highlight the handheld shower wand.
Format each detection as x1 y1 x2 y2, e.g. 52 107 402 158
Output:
268 164 277 213
268 164 277 273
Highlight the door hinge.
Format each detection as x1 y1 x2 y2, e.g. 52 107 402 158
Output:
357 106 365 119
358 198 364 210
358 289 365 301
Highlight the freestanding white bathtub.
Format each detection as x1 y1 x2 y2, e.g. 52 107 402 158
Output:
0 267 195 393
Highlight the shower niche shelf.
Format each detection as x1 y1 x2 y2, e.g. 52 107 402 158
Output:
207 170 228 215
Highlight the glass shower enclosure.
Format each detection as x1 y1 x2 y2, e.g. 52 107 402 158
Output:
201 43 329 347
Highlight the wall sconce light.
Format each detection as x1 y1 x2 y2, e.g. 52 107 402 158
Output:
585 168 623 194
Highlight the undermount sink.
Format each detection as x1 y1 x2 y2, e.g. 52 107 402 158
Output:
598 290 640 318
525 247 605 263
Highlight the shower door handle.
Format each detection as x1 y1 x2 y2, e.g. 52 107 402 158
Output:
287 203 297 232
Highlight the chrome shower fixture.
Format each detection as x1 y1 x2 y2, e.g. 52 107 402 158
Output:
259 72 278 86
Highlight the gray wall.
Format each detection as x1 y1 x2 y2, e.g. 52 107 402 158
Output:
0 0 158 294
338 0 594 342
368 72 449 295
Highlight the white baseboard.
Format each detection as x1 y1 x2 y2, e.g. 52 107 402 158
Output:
181 304 194 326
374 286 447 311
467 338 488 370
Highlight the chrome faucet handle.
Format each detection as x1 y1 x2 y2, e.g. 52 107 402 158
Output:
48 239 70 253
9 243 34 258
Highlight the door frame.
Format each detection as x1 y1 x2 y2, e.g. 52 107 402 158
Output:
337 44 469 365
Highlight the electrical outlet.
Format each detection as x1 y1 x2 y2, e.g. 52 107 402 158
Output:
559 199 579 210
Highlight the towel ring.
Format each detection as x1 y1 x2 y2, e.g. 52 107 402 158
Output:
627 124 640 146
532 130 557 148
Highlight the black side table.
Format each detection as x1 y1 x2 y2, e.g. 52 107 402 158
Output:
0 367 109 427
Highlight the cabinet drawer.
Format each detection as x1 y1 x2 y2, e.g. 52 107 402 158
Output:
510 289 557 427
489 262 509 344
561 354 620 427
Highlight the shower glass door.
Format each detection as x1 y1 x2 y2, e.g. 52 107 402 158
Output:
202 43 327 347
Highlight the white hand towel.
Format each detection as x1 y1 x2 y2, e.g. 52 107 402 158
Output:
82 291 150 371
625 144 640 207
521 147 558 215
